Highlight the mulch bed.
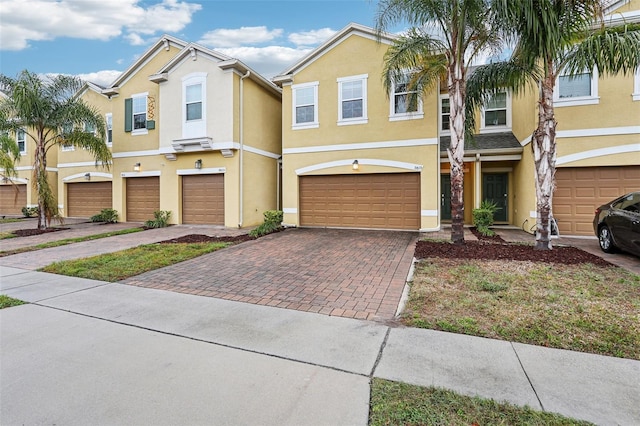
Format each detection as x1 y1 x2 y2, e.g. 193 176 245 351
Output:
157 234 256 244
415 240 612 267
12 228 69 237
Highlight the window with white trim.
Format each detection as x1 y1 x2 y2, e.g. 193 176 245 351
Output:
390 72 423 120
61 123 74 151
292 81 319 129
633 66 640 101
185 83 203 121
554 68 599 106
440 95 450 133
84 121 96 134
106 113 112 146
17 129 26 154
481 91 511 130
132 95 147 130
337 74 367 125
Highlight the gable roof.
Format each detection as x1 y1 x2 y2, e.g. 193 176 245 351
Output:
148 43 281 97
102 34 188 96
272 22 396 85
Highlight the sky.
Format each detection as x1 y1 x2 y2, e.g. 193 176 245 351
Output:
0 0 398 86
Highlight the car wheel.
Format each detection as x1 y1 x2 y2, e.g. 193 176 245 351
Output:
598 226 617 253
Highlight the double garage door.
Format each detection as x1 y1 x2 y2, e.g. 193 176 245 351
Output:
554 166 640 236
0 184 27 215
299 173 420 230
67 182 112 217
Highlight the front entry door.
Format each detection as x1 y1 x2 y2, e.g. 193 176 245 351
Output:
483 173 508 222
441 174 451 221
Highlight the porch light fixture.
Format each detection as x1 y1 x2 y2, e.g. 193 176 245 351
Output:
195 159 202 170
133 162 141 172
84 173 91 181
352 160 359 171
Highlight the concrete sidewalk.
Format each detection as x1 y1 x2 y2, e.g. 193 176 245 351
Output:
1 267 638 425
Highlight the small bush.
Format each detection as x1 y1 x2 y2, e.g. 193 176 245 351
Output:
21 206 38 218
473 200 499 236
91 208 119 223
144 210 172 228
249 210 283 237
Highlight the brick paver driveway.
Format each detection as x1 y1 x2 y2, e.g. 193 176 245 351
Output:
122 228 417 320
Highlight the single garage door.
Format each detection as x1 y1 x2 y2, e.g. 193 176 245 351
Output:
67 182 112 217
555 166 640 235
126 177 160 222
0 184 27 215
299 173 420 230
182 174 224 224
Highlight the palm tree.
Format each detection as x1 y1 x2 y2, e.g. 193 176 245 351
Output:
0 132 20 181
466 1 640 250
0 71 112 229
375 0 503 244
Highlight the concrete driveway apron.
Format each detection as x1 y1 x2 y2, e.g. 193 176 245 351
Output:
122 228 417 320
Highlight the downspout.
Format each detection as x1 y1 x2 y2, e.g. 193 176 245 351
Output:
238 70 250 228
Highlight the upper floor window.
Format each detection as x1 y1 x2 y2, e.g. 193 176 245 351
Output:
106 113 113 146
17 129 26 154
633 67 640 101
337 74 367 125
440 95 450 133
292 81 319 129
61 123 74 151
554 68 599 107
390 72 423 121
125 92 149 134
481 91 510 130
186 83 203 121
84 122 96 134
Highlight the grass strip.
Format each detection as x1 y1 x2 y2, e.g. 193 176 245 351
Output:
404 258 640 359
370 379 592 426
0 295 27 309
40 242 229 282
0 227 144 257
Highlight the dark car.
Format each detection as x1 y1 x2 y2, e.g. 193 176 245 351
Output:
593 191 640 257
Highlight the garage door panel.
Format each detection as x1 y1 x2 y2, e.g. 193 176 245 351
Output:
127 177 160 222
299 173 420 230
555 166 640 236
67 182 112 217
0 185 27 215
182 174 224 225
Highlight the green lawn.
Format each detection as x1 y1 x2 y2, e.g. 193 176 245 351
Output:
40 242 229 281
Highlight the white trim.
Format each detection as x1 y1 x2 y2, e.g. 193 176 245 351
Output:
480 91 511 131
557 144 640 165
63 172 112 182
420 227 442 232
388 112 424 122
121 170 161 178
337 74 368 125
557 126 640 138
177 167 226 175
633 67 640 101
57 161 112 168
182 73 207 138
283 138 437 155
389 72 423 119
439 94 451 135
112 150 161 158
295 159 423 175
421 210 438 217
0 177 28 184
283 208 298 214
441 154 522 163
105 112 113 147
242 144 281 160
554 68 599 107
292 81 319 129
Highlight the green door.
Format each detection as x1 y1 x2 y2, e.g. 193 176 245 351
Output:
441 174 451 221
483 173 508 222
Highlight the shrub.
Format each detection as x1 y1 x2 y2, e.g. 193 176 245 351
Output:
144 210 172 228
472 200 499 237
91 208 119 223
21 206 38 218
249 210 283 237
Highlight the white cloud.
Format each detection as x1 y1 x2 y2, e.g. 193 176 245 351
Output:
78 70 123 87
198 26 284 48
0 0 200 51
214 46 313 78
288 28 336 46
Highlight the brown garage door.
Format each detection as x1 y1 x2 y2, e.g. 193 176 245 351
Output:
182 174 224 224
555 166 640 235
67 182 112 217
299 173 420 230
0 184 27 215
126 177 160 222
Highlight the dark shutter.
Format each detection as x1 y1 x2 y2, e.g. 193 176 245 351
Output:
146 120 155 130
124 98 132 132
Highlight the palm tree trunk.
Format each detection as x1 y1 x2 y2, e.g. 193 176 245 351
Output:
448 62 466 245
34 143 47 230
532 70 557 250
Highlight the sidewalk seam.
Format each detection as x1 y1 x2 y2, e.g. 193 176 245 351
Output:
511 342 545 411
369 327 391 378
